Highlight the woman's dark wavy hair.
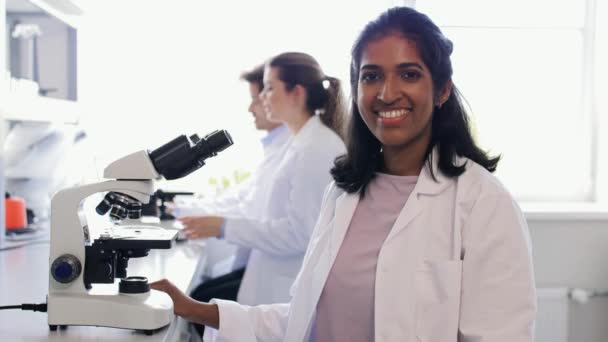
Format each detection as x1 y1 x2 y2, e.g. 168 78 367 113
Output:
331 6 500 195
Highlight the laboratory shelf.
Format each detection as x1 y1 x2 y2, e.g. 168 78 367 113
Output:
1 94 80 124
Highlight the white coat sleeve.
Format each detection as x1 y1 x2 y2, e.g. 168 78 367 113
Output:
173 178 254 218
458 190 537 342
212 178 255 216
222 145 337 256
203 300 290 342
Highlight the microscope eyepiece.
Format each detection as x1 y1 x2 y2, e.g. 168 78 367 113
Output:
201 130 233 155
148 130 233 180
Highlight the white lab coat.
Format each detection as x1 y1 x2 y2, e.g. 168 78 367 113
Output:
175 125 290 271
223 115 346 306
175 125 290 218
204 150 537 342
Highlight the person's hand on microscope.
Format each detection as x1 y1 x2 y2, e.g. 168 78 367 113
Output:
179 216 225 239
150 279 219 328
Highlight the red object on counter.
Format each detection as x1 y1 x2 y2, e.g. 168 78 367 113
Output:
5 194 27 230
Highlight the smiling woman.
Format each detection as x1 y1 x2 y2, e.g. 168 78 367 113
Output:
148 7 536 342
331 9 500 195
357 35 448 176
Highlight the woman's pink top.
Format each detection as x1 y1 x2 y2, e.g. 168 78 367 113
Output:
313 173 418 342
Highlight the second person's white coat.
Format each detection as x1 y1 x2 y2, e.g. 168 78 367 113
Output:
222 115 345 305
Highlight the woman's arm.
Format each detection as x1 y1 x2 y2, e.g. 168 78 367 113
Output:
152 183 341 341
151 279 290 342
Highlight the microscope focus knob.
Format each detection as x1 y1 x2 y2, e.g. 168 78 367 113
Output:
119 276 150 294
51 254 82 284
189 134 200 144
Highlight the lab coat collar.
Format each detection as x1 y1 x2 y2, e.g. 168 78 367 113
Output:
330 148 459 248
415 146 457 196
260 124 288 149
326 148 460 263
382 147 461 244
289 115 323 149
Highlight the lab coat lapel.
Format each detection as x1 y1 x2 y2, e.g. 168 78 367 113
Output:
304 191 359 304
384 149 453 244
383 189 425 244
288 191 359 342
329 191 359 261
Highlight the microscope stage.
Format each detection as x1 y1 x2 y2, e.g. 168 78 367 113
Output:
94 226 178 249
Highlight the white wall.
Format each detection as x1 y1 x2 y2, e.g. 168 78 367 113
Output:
528 217 608 341
595 0 608 203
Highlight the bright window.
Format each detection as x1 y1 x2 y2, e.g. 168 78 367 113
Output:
79 1 603 202
79 0 396 193
416 0 596 202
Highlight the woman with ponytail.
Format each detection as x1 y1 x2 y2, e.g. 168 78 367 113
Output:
263 52 346 139
173 51 346 310
152 8 535 342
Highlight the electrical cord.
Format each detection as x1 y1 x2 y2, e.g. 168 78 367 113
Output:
0 303 47 312
0 239 50 251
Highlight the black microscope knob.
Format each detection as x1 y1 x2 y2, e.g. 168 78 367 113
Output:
51 254 82 284
189 134 200 144
119 276 150 294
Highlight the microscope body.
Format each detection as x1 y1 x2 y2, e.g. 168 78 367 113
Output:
47 131 233 333
47 152 175 331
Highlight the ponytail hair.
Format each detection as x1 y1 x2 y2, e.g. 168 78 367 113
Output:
268 52 346 137
316 76 346 138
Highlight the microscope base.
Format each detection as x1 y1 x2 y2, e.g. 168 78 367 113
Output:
48 289 173 331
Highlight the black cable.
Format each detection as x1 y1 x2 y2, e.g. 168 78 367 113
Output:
0 305 21 310
0 303 47 312
0 239 50 251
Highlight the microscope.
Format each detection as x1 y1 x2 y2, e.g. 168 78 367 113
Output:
47 130 232 334
123 189 195 240
140 189 194 220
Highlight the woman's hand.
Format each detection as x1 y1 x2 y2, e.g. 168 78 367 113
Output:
150 278 219 328
150 278 197 317
179 216 225 240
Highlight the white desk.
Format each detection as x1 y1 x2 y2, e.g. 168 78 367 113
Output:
0 237 206 341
